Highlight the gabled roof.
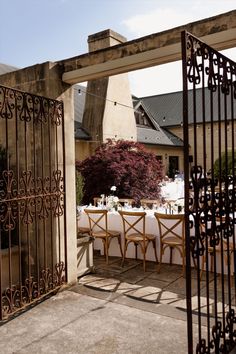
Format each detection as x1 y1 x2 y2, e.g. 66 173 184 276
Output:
134 99 183 147
74 85 183 147
140 87 236 128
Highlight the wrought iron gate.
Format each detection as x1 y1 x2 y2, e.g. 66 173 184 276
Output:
182 31 236 353
0 85 66 321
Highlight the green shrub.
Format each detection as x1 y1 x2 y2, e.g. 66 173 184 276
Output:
76 171 84 206
213 150 236 180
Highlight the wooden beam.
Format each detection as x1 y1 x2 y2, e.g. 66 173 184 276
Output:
61 10 236 84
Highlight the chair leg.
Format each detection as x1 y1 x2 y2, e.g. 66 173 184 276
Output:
135 243 138 260
122 240 127 267
200 255 205 281
210 253 213 273
117 235 123 258
158 244 163 273
152 240 158 264
143 250 146 272
170 247 173 265
105 237 109 264
182 250 185 277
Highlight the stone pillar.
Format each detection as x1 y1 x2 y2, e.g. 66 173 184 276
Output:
0 63 77 285
82 29 137 143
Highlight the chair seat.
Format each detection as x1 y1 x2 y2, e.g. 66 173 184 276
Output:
126 233 156 242
208 243 233 253
92 230 120 238
162 236 182 246
77 227 90 234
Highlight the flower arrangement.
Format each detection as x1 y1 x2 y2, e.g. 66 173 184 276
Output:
107 186 119 210
107 195 119 210
110 185 117 195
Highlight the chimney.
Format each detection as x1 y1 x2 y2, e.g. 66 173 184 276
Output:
82 29 137 143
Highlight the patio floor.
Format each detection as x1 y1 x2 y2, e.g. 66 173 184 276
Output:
0 252 226 354
75 251 191 323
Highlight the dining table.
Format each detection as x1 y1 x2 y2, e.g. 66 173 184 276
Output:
77 206 186 266
161 180 184 201
77 205 235 274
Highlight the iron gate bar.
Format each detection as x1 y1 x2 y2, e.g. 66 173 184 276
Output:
0 85 66 321
182 30 193 354
182 30 236 353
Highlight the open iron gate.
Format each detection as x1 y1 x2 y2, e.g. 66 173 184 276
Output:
0 85 67 321
182 31 236 353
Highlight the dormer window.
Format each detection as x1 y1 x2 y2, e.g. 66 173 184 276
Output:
135 107 153 128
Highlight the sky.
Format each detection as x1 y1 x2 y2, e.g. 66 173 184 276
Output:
1 0 236 97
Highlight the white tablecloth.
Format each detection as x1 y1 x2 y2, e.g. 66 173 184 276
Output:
78 208 184 265
161 181 184 200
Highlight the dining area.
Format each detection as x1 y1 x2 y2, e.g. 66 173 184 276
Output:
77 180 235 279
77 196 186 274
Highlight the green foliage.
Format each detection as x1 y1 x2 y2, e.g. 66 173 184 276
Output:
76 139 164 204
76 170 85 206
213 150 236 180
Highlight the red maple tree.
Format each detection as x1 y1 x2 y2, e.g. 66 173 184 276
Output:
76 139 163 205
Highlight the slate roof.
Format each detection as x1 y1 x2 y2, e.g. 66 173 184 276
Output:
137 126 183 146
0 63 19 75
74 85 91 140
74 121 90 140
140 87 236 128
75 85 183 146
74 85 86 123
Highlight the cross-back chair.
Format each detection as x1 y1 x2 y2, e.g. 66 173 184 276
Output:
140 199 160 210
77 210 90 236
200 216 234 278
154 212 185 274
93 197 105 207
84 209 123 264
118 210 158 271
118 198 135 207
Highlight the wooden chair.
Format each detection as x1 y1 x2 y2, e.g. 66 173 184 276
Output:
93 197 104 206
77 226 90 235
154 212 185 274
200 216 234 277
77 213 90 236
140 199 160 210
84 209 123 264
118 198 135 207
118 210 158 271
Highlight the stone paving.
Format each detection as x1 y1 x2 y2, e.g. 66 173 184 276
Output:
0 252 195 354
74 252 191 323
75 252 232 326
0 252 232 353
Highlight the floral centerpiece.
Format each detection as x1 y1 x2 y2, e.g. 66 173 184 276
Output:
107 186 119 210
107 196 119 211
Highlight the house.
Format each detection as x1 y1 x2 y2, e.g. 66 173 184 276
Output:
2 60 235 179
74 84 184 177
72 29 236 179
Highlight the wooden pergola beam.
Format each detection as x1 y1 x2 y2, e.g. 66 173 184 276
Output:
61 10 236 84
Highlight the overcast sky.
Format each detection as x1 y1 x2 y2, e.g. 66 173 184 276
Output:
1 0 236 96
